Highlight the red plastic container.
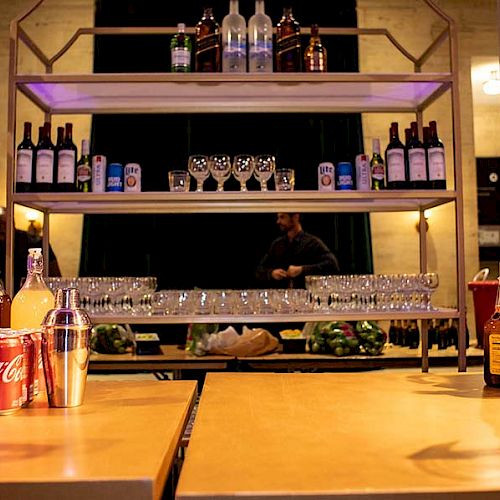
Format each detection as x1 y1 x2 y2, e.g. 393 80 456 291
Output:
467 280 498 348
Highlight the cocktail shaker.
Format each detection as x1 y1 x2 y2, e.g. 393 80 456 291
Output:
41 288 92 408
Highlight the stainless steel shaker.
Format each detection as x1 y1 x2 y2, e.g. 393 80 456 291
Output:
41 288 92 408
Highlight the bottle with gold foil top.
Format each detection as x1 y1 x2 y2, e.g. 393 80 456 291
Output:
484 277 500 387
276 6 301 72
195 7 221 72
304 24 327 72
11 248 54 330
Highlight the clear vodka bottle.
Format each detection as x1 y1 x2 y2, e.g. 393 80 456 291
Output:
222 0 247 72
248 0 273 72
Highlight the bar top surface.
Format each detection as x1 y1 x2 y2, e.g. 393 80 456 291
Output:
176 371 500 499
0 380 197 500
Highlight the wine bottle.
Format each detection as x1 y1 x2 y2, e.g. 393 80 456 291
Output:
195 7 221 72
407 121 428 189
276 6 301 72
171 23 192 73
484 279 500 387
11 248 54 330
15 122 35 193
370 138 385 190
385 122 407 189
35 122 55 192
304 24 327 72
76 139 91 192
248 0 273 73
54 126 64 188
222 0 247 73
428 120 446 189
57 123 77 192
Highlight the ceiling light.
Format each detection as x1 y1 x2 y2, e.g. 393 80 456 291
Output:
483 70 500 95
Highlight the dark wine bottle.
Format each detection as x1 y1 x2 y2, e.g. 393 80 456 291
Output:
195 7 221 72
427 120 446 189
407 121 428 189
35 122 55 192
15 122 35 193
385 122 407 189
276 6 302 72
56 123 77 192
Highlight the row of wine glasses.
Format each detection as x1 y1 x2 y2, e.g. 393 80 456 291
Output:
188 154 276 192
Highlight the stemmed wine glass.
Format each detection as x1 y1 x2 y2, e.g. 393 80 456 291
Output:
188 155 210 192
209 154 232 192
254 154 276 191
232 154 255 191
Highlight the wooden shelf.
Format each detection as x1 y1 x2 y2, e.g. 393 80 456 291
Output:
13 190 456 214
91 307 459 325
16 72 452 114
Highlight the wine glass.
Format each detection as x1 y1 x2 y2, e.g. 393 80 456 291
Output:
254 154 276 191
232 154 255 191
188 155 210 192
209 154 232 192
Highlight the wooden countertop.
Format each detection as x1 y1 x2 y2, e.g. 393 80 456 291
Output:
176 371 500 499
0 380 197 500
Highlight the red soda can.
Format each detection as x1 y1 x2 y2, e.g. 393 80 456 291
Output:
31 331 43 395
0 333 23 415
19 331 35 406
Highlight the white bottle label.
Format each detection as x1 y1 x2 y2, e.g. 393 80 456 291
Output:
386 148 405 182
355 154 371 191
428 147 446 181
57 150 76 183
172 47 191 67
16 149 33 183
35 149 54 183
408 148 427 182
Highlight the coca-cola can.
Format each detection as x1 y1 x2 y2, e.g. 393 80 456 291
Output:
19 331 35 406
31 330 42 396
0 333 23 415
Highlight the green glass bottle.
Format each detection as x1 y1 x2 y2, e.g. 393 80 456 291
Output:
76 139 91 192
171 23 192 72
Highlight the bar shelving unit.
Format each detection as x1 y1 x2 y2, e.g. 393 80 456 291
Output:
7 0 466 371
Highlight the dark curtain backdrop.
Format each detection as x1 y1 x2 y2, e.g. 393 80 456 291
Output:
80 0 373 291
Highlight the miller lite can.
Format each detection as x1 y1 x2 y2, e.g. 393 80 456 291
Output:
318 162 335 191
124 163 142 192
92 155 106 193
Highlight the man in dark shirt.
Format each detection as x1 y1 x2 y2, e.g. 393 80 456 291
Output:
256 213 339 289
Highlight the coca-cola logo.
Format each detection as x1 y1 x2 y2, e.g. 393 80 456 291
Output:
0 354 23 383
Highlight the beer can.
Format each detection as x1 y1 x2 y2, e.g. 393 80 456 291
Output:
19 331 35 406
0 332 23 415
355 154 371 191
106 162 124 192
124 163 142 192
337 162 354 190
92 155 106 193
317 162 335 191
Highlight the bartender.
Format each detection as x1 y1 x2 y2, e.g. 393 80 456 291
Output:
256 213 339 289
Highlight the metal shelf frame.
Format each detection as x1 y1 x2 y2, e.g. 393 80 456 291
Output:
6 0 467 372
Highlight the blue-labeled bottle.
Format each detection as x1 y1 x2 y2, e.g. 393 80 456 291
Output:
337 161 353 190
106 162 124 192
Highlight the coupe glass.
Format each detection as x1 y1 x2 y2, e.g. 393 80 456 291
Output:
232 154 255 191
209 154 232 192
188 155 210 192
254 154 276 191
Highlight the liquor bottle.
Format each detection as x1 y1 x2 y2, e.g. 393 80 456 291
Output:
11 248 54 330
395 319 403 346
484 279 500 386
276 6 301 72
248 0 273 73
195 7 221 72
171 23 192 72
385 122 407 189
370 138 385 190
76 139 91 192
54 126 64 187
222 0 247 73
388 319 397 344
407 121 428 189
437 319 448 350
401 319 409 347
427 319 435 349
15 122 35 193
448 318 458 348
0 279 11 328
427 120 446 189
408 320 420 349
35 122 55 192
57 123 77 192
304 24 327 72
